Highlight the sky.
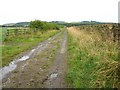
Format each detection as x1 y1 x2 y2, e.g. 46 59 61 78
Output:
0 0 119 25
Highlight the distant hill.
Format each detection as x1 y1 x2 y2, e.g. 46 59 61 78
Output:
56 21 104 27
3 23 15 26
3 22 30 27
2 21 107 27
50 21 66 24
14 22 30 27
80 21 101 24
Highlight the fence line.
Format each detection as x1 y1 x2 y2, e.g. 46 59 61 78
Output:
2 27 42 39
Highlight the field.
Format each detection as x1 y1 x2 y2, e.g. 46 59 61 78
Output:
66 24 119 88
1 23 119 88
1 27 60 67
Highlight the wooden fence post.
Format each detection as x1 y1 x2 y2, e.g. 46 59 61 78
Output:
14 29 18 36
3 27 7 40
24 29 26 35
6 28 9 36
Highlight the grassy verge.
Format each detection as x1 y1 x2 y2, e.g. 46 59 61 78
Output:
0 27 2 42
1 30 60 67
0 27 2 68
66 26 119 88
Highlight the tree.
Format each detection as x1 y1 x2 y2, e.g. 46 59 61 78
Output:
29 20 61 31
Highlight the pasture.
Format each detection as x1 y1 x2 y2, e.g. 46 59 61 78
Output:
2 27 60 67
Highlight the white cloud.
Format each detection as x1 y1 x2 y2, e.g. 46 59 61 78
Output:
0 0 119 24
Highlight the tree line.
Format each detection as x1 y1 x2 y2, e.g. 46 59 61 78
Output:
29 20 63 30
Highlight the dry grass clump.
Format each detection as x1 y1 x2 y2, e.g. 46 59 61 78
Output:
67 25 119 88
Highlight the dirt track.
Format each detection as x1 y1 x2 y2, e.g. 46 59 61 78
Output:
2 29 67 88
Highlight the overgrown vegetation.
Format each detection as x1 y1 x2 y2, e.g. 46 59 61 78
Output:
66 24 119 88
29 20 63 30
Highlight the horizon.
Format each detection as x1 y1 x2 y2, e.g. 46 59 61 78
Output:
1 20 117 25
0 0 119 25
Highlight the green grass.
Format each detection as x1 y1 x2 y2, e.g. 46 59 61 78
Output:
0 27 3 42
0 27 2 67
66 26 119 88
2 29 60 67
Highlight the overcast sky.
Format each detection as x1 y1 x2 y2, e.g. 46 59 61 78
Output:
0 0 119 25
